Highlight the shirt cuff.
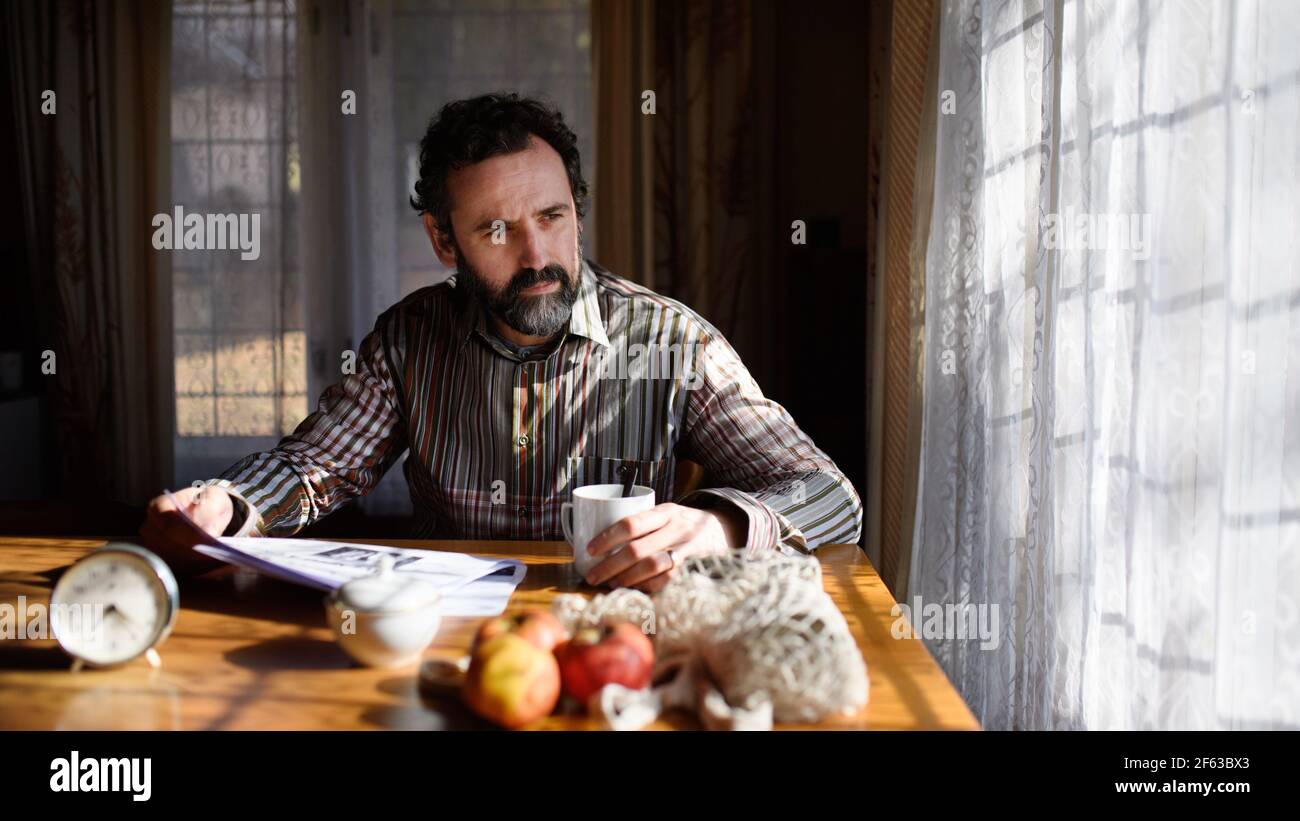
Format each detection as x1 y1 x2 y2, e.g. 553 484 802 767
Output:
678 487 804 559
205 479 261 538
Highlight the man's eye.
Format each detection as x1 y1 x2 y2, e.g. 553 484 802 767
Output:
543 212 562 222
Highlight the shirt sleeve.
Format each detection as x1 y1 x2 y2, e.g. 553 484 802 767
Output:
208 319 408 537
676 331 863 558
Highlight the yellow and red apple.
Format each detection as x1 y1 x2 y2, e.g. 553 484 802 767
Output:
461 632 561 729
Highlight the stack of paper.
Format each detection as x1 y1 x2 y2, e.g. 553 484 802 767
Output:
194 537 526 617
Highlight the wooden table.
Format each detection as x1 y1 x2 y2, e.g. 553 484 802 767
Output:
0 537 979 730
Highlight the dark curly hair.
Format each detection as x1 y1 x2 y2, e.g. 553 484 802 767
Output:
408 92 589 242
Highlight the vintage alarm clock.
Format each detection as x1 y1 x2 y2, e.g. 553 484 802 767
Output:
49 542 180 670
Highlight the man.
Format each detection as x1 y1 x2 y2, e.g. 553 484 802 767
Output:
142 93 861 594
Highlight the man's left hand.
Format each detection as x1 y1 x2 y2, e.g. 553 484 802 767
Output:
583 502 747 593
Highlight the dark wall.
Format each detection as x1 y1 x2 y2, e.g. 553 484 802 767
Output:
768 0 870 499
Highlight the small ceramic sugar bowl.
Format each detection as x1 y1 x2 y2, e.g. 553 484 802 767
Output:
325 556 443 668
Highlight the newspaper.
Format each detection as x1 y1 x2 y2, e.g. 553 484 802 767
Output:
194 538 526 617
164 489 525 616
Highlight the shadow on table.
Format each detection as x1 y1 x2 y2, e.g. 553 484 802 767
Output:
224 636 352 672
175 569 330 623
0 642 72 670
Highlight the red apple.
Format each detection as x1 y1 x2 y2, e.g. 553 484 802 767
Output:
462 633 561 729
556 622 655 705
471 609 568 655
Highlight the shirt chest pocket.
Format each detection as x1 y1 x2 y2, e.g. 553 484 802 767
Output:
565 455 676 504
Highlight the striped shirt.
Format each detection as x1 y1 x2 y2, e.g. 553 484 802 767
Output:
212 259 862 557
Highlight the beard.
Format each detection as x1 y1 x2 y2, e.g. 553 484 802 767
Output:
454 243 581 338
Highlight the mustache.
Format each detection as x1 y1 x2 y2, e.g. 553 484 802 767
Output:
503 264 569 300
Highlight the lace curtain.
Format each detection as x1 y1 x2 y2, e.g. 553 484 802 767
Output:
912 0 1299 729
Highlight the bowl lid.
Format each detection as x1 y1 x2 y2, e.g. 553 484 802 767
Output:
334 555 441 612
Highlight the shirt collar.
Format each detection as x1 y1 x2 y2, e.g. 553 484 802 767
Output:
567 259 611 348
454 258 610 352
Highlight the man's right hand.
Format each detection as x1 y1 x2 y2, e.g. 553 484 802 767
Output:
139 485 234 577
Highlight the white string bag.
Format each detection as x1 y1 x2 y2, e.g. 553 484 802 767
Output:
552 554 869 730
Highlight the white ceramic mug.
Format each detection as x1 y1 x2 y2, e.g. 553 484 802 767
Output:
562 483 656 577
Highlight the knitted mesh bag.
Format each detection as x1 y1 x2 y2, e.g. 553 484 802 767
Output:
551 554 869 730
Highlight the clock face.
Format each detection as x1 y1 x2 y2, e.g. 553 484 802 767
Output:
51 548 175 667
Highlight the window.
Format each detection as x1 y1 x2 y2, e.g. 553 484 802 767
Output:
168 0 595 499
392 0 594 297
171 0 302 484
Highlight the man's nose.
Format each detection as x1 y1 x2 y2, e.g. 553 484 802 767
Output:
515 222 548 272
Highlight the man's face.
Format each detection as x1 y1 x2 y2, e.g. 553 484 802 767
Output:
427 135 582 339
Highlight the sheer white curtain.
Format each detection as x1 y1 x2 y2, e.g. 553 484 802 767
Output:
912 0 1299 729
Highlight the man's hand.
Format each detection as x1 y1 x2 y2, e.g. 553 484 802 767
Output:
138 485 234 577
583 502 747 594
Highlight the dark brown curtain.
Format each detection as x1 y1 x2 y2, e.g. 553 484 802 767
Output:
594 0 777 387
650 0 780 389
591 0 655 286
4 0 173 504
593 0 871 520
